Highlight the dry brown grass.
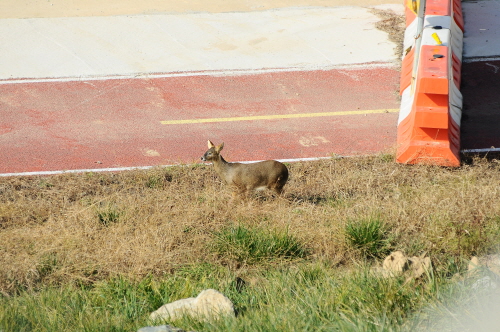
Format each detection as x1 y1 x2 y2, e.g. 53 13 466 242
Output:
371 7 406 60
2 155 500 295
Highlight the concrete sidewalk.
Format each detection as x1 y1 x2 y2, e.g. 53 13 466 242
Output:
0 4 402 82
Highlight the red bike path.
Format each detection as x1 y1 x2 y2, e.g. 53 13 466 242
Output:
0 65 400 175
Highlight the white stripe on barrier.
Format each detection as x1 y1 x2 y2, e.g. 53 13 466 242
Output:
451 17 464 62
403 17 419 54
422 27 450 46
424 15 463 61
398 85 414 125
424 15 452 28
449 82 463 126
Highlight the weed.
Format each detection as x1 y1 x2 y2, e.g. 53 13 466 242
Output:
345 217 392 258
96 205 122 226
378 153 396 163
145 175 163 189
37 179 54 188
212 225 308 265
36 252 59 281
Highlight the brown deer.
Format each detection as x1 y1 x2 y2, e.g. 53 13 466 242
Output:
201 140 289 200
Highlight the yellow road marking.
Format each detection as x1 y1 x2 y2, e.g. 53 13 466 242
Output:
160 109 399 125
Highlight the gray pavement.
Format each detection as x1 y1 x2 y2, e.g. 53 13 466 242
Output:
0 5 402 82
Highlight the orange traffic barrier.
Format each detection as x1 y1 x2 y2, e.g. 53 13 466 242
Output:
426 0 451 16
396 0 463 166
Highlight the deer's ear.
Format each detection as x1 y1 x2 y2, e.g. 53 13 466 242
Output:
207 140 215 148
217 142 224 152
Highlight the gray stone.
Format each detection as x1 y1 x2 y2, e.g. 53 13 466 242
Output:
471 276 498 291
138 325 186 332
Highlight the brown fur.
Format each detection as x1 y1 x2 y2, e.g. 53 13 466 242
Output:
201 140 289 200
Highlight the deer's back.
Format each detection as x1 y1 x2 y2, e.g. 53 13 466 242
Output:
222 160 288 188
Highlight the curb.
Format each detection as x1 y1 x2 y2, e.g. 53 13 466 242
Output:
396 0 464 166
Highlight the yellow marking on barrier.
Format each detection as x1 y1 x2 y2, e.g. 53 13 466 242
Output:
160 109 399 125
407 0 418 14
411 0 418 13
431 32 443 45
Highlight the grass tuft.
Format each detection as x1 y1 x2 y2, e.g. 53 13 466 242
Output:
211 225 308 265
96 205 122 226
345 217 392 258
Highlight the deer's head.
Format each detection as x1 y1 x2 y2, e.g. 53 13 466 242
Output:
201 140 224 162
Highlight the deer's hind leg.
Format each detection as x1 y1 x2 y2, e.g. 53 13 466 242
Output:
271 177 288 196
271 185 286 197
231 185 249 202
274 186 284 195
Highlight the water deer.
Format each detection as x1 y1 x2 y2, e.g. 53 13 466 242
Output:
201 140 289 200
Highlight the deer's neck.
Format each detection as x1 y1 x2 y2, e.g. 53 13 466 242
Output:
212 155 233 182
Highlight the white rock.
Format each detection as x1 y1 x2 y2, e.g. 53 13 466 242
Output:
407 255 431 279
150 289 235 322
382 250 408 275
469 255 500 277
380 251 431 280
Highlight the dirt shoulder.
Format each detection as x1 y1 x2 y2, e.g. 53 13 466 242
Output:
2 0 400 18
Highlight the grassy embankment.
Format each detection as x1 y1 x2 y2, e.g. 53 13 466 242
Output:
1 155 500 331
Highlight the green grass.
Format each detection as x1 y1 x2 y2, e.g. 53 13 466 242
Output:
345 217 392 258
1 262 498 332
211 224 309 265
97 206 122 226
